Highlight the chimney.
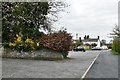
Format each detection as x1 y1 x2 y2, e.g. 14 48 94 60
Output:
87 35 89 39
84 35 87 40
79 37 82 42
98 36 100 39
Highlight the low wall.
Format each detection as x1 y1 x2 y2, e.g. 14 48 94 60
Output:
2 48 64 60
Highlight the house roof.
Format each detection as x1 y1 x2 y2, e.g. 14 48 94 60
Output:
83 38 99 42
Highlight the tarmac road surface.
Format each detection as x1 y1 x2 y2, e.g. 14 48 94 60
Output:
85 50 118 78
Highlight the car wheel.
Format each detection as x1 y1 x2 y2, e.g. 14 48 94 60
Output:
83 50 85 52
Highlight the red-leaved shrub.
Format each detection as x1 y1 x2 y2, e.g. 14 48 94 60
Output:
41 31 72 58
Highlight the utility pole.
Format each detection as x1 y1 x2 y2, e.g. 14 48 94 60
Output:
76 33 78 40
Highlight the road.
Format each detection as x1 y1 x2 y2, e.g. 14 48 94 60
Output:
0 47 2 79
85 50 118 78
2 51 100 78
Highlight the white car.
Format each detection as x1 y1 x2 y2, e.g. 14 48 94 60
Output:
101 45 108 50
92 47 102 50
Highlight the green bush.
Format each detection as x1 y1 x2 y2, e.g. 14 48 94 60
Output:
112 38 120 55
3 34 43 52
3 31 72 58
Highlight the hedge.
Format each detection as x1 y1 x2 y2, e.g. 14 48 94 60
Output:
3 31 72 58
112 38 120 55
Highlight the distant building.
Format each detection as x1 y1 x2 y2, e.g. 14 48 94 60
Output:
72 36 101 50
82 36 101 48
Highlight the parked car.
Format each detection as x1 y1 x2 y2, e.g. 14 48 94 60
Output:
101 45 108 50
73 46 86 52
92 47 102 50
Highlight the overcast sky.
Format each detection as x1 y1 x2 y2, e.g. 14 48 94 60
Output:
53 0 119 43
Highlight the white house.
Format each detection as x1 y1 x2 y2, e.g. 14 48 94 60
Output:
82 36 101 48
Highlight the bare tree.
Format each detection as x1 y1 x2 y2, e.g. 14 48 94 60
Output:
46 1 68 33
110 25 120 38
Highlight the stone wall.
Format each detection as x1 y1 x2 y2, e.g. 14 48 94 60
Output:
2 48 64 60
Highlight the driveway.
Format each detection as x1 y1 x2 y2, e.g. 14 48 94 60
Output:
2 50 100 78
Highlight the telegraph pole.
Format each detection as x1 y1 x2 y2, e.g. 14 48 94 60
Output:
76 33 78 40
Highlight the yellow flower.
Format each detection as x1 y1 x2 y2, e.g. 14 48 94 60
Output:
9 42 16 47
30 40 34 44
25 38 31 43
9 42 12 46
37 42 39 46
17 37 22 43
16 34 19 37
25 38 34 44
16 34 22 43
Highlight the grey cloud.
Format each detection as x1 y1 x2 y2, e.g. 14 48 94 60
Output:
53 0 119 42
